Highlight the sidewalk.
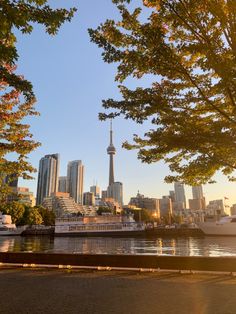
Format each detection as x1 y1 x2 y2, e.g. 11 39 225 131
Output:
1 268 236 314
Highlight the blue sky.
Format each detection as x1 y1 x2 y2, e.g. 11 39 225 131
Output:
16 0 236 205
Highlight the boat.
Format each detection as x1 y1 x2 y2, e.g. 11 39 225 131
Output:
0 212 25 236
55 214 146 236
198 215 236 236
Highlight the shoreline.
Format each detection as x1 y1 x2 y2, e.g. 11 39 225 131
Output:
20 227 204 237
1 252 236 272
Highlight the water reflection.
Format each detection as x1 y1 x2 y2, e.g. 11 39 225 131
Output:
1 236 236 257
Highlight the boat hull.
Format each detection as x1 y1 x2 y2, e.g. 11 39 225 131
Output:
55 215 146 237
198 222 236 236
55 230 146 237
0 229 24 236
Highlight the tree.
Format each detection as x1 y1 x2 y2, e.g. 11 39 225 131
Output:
36 206 55 226
97 206 112 215
89 0 236 185
0 1 76 194
0 201 25 224
27 208 43 225
131 208 154 222
0 65 40 200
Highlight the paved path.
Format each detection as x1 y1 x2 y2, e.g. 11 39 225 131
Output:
1 268 236 314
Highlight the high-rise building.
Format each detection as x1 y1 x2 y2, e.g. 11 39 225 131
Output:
174 182 186 210
90 185 100 198
83 192 95 206
189 185 206 210
3 174 18 188
67 160 84 204
101 190 108 200
58 176 67 193
159 196 172 217
1 174 19 202
169 190 175 202
107 120 116 186
192 185 204 199
107 182 123 206
36 154 59 205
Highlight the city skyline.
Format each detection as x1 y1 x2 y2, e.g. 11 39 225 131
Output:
16 0 236 205
33 148 232 208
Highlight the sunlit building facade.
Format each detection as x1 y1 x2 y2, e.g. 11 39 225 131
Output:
67 160 84 204
36 154 59 205
174 182 186 210
58 176 67 193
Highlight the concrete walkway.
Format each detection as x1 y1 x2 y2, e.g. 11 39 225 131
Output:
1 268 236 314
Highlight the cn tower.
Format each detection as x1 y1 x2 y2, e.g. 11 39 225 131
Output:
107 120 116 186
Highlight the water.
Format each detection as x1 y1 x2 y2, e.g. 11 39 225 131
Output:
1 236 236 256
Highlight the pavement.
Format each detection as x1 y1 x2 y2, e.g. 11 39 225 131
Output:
1 268 236 314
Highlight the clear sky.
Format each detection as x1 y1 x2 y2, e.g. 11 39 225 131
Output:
16 0 236 206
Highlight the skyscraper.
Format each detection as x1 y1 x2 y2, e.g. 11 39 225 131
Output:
174 182 186 210
36 154 59 205
107 182 123 206
107 120 116 186
189 185 206 210
58 176 67 193
83 192 95 206
192 185 204 199
67 160 84 204
4 174 18 188
90 185 100 198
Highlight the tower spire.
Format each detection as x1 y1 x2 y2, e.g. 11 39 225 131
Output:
110 119 113 144
107 119 116 186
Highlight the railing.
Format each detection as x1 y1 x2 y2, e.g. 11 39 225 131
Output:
1 252 236 273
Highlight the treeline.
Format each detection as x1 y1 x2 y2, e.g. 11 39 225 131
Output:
0 202 55 226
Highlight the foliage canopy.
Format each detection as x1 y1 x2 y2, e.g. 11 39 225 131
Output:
89 0 236 184
0 202 55 225
0 1 76 194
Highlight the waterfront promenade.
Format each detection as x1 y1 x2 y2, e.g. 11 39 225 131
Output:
1 268 236 314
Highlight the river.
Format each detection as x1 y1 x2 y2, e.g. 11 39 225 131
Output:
0 236 236 256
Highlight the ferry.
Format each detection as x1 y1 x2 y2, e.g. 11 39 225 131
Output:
55 214 146 236
0 212 25 236
198 215 236 236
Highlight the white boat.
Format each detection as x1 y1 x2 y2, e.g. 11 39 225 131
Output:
198 215 236 236
0 212 25 236
55 214 146 236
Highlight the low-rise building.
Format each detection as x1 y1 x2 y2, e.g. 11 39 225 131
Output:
231 204 236 215
42 192 81 217
129 192 160 218
129 193 159 211
206 199 228 216
189 198 206 211
7 187 35 207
